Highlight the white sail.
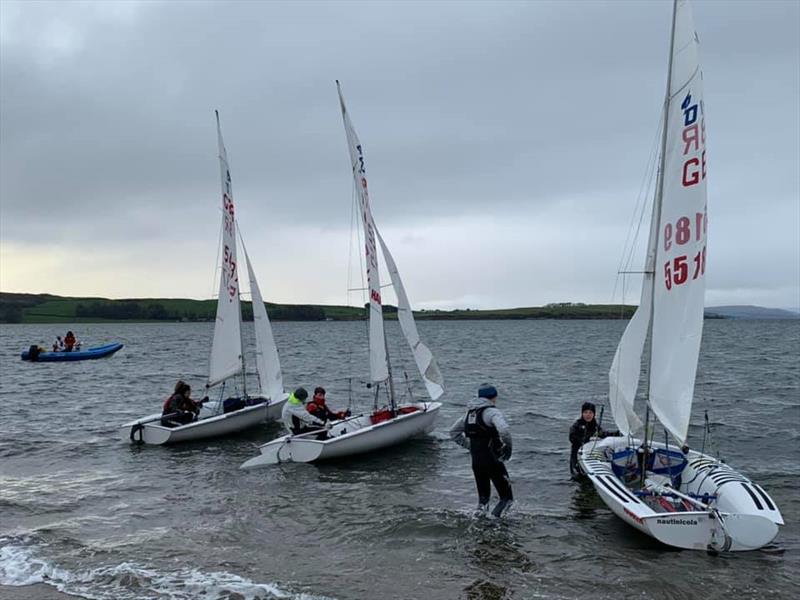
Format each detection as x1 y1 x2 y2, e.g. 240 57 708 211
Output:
242 244 283 399
608 285 649 436
336 81 389 384
649 0 708 445
243 242 284 401
376 229 444 400
207 112 244 387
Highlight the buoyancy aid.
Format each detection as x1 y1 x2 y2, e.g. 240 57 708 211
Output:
465 406 502 457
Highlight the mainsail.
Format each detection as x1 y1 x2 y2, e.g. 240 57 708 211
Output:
243 243 284 401
207 111 244 387
649 0 707 445
376 229 444 400
336 81 389 385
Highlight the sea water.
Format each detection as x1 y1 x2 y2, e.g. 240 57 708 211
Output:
0 319 798 599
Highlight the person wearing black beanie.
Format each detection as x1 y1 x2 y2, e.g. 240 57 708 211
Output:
568 402 618 478
449 383 514 518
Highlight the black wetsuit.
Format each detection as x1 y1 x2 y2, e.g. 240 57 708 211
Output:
569 417 616 476
465 406 513 506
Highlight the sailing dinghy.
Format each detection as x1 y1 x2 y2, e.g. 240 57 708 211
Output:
578 0 783 551
121 113 288 445
241 83 443 468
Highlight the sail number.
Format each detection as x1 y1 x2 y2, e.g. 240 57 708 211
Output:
680 92 706 188
222 244 238 299
663 210 707 252
664 247 706 290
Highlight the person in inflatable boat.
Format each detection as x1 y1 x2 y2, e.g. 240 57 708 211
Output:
568 401 619 478
161 380 207 427
282 387 329 436
449 383 514 518
306 387 350 423
63 331 77 351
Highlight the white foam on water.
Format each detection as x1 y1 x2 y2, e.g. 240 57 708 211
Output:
0 540 334 600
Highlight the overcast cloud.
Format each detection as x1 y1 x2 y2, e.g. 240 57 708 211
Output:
1 0 798 310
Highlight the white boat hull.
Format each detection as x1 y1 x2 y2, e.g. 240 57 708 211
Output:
121 394 288 445
241 402 440 468
578 436 783 551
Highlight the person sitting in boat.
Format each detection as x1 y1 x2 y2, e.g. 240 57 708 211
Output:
161 380 206 427
52 336 64 352
449 383 514 518
282 387 327 435
63 331 77 352
306 387 350 423
569 401 619 478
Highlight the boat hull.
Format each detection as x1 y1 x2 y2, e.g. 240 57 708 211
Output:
578 436 783 551
121 394 288 445
241 402 440 468
21 343 123 362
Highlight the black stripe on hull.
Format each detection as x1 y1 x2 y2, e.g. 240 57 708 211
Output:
753 484 776 511
594 475 631 504
740 483 764 511
602 475 643 505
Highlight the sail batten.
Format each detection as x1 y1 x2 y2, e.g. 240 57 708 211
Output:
207 112 244 388
336 82 389 384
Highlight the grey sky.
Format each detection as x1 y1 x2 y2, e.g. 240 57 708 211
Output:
1 0 798 310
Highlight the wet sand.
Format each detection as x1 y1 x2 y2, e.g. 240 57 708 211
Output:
0 584 82 599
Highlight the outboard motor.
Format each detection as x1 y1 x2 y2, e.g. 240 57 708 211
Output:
27 345 41 361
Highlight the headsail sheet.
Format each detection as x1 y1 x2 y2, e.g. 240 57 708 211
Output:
650 0 708 445
376 229 444 400
207 112 244 387
243 242 284 401
336 82 389 384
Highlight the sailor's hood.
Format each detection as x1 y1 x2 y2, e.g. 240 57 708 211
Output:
467 397 495 411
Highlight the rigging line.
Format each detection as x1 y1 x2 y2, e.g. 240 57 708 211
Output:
611 108 664 303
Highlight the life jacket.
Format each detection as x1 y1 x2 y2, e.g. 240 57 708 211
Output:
64 333 76 349
465 406 501 454
307 401 325 416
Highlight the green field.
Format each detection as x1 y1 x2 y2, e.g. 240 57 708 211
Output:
0 292 635 324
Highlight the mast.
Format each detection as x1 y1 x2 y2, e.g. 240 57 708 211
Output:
643 0 678 449
336 80 391 390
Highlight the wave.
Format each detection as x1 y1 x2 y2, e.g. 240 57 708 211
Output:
0 539 334 600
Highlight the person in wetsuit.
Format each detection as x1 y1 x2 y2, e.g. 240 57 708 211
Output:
306 387 349 423
449 383 514 517
568 401 618 478
282 387 327 435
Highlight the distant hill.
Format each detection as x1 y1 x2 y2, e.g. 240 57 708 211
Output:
0 293 635 324
4 292 796 324
705 305 800 320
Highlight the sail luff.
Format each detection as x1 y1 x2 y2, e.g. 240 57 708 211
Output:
207 111 244 388
336 81 390 384
376 229 444 401
241 238 284 401
648 0 708 445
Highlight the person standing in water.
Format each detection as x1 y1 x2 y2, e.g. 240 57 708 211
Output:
449 383 514 517
568 401 618 478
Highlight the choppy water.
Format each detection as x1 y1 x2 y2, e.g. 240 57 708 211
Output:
0 319 798 599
